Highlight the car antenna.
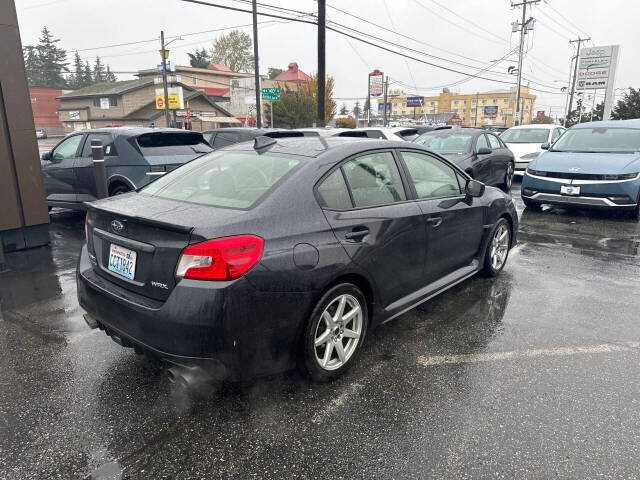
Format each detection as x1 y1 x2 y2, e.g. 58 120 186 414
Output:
254 136 277 151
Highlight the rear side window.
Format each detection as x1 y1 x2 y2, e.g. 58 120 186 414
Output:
342 152 406 207
317 169 352 210
81 133 116 157
136 132 212 156
476 134 489 150
337 131 369 138
141 151 301 209
212 132 238 148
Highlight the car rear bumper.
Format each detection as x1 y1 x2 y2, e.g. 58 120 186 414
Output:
521 171 640 209
77 246 316 380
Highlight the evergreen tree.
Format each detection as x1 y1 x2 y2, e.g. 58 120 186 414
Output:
187 48 210 68
23 45 41 85
352 101 361 119
611 88 640 120
105 66 117 82
339 104 348 115
69 51 84 88
35 26 68 87
93 56 106 83
83 61 93 87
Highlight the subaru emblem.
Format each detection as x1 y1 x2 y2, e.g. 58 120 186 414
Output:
569 167 581 172
111 220 124 233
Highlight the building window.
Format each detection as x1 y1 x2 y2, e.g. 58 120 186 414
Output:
504 98 508 103
493 99 497 104
482 99 487 104
93 98 100 107
430 102 435 106
471 108 476 113
109 97 117 107
454 100 458 105
192 75 198 86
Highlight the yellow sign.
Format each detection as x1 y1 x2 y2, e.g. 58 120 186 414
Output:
155 94 180 110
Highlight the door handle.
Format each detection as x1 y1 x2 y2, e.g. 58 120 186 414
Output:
427 216 443 227
344 228 369 240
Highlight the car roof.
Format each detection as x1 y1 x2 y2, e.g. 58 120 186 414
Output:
571 119 640 129
221 136 420 159
505 124 559 130
68 127 198 138
420 127 484 136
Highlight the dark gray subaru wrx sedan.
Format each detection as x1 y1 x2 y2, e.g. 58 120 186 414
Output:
77 137 518 381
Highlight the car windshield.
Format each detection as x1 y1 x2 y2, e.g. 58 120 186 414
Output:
550 127 640 153
501 128 550 143
141 151 301 209
414 132 473 154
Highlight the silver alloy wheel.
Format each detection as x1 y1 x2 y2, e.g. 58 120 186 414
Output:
314 294 363 371
505 163 514 190
490 224 510 270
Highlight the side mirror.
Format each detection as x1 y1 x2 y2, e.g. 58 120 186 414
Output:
540 142 550 150
465 179 485 199
41 152 51 161
477 147 492 155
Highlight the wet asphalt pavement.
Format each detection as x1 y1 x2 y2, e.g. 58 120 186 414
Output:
1 181 640 479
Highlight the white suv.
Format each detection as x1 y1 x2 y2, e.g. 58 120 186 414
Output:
501 124 565 175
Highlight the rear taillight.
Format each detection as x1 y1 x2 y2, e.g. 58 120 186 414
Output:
175 235 264 281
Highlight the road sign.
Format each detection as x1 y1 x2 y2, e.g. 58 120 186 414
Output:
261 87 281 101
157 62 171 73
577 45 619 90
155 87 183 109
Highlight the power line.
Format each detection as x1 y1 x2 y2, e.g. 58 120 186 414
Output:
542 0 592 41
425 0 509 43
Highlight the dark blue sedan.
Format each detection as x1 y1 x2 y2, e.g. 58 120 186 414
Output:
521 119 640 219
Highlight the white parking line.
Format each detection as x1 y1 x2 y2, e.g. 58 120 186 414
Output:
417 342 640 367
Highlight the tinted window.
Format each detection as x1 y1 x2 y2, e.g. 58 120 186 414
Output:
476 134 489 150
142 151 301 208
551 127 640 153
342 152 406 207
81 133 116 157
487 134 501 149
366 130 384 139
212 132 238 148
317 169 352 210
551 128 563 142
501 128 550 143
337 131 369 138
402 151 462 199
136 132 212 156
203 132 215 145
52 135 83 160
415 132 473 154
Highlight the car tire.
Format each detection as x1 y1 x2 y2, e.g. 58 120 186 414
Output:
301 283 368 382
482 218 511 277
109 185 131 196
522 197 542 211
502 162 514 192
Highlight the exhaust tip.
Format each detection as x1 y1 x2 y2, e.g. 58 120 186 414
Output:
83 313 99 329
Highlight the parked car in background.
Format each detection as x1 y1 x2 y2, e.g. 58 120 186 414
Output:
413 127 515 191
41 127 212 210
36 128 47 139
501 124 565 175
521 119 640 219
203 128 304 149
331 127 405 141
78 136 517 382
389 126 452 141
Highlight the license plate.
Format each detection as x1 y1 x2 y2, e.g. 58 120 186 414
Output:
561 185 580 196
108 244 137 280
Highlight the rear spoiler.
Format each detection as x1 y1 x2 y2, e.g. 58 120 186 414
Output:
84 202 194 234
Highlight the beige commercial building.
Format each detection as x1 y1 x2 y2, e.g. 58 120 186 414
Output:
378 86 536 127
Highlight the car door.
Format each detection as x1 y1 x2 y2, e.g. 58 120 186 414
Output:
486 133 509 186
472 134 493 184
75 133 118 201
399 150 485 283
42 134 84 203
317 150 427 308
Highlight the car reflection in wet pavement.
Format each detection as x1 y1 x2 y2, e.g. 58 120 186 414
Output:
2 183 640 479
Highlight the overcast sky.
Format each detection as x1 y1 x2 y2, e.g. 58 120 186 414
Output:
14 0 640 117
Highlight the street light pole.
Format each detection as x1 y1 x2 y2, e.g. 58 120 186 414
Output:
251 0 262 128
160 31 171 128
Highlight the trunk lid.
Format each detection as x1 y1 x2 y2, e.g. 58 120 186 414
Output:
85 192 242 301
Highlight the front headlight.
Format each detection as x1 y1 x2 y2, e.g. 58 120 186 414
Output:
526 167 545 176
521 152 540 160
602 172 639 180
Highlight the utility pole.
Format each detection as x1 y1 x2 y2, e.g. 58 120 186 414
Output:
382 76 389 127
567 36 590 123
251 0 262 128
511 0 538 126
317 0 326 127
160 31 171 128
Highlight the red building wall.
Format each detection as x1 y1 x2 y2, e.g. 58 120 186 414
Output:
29 86 64 134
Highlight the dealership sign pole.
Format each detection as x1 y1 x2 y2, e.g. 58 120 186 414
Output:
369 70 383 127
576 45 620 121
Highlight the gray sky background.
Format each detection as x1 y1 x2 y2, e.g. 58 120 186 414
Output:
15 0 640 118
